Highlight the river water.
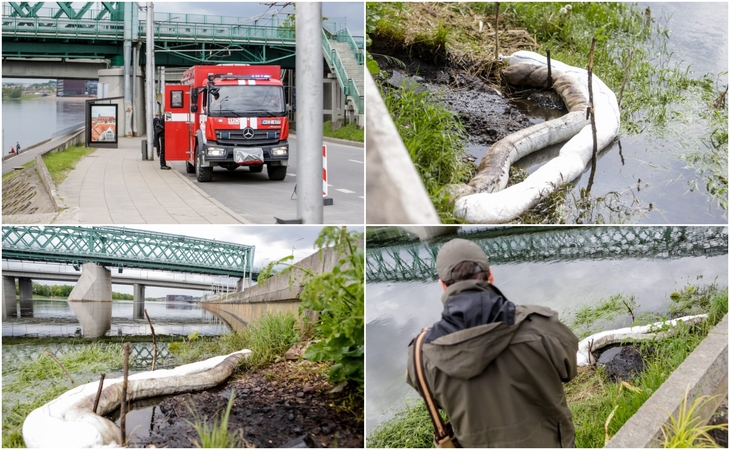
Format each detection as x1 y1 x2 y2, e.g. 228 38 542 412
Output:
1 98 86 155
364 226 728 435
2 299 229 338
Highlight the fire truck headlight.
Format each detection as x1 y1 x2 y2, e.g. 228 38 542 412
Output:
207 148 226 157
271 146 288 156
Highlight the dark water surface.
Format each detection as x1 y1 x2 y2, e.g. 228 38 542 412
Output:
365 226 728 435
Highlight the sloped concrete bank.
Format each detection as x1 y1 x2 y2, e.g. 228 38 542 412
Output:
606 314 728 447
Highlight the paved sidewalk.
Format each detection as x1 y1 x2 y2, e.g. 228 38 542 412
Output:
54 137 246 224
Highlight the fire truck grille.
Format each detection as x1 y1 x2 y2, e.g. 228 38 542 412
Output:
216 129 280 146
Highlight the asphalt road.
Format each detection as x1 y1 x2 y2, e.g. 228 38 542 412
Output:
168 135 364 224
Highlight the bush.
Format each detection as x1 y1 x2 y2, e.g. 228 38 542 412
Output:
297 227 364 391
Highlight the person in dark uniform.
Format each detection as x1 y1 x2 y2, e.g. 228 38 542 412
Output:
153 115 170 170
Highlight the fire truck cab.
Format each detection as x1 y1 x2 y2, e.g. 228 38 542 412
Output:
164 64 289 182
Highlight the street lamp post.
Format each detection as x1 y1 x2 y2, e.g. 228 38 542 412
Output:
292 238 304 256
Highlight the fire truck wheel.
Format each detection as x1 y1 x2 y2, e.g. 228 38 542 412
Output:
195 150 213 182
249 164 264 173
186 161 195 174
226 165 238 171
267 164 287 181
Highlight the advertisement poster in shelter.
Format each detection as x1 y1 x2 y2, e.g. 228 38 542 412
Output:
90 104 117 143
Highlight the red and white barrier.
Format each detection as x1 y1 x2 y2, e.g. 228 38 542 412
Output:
322 144 328 197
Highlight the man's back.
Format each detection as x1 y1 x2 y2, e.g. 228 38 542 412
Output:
407 281 578 448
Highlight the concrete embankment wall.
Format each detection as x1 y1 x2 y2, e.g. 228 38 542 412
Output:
202 301 302 332
606 314 728 447
215 246 343 304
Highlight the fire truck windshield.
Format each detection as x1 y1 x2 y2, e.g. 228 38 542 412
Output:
208 85 285 117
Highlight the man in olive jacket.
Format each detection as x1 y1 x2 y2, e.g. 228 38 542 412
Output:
407 238 579 448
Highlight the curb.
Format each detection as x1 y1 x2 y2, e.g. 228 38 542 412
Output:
289 132 364 149
170 168 250 224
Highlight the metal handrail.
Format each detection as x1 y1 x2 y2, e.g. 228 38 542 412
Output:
337 28 364 65
321 28 364 114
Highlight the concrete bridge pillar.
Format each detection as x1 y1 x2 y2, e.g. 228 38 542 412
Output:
18 277 34 317
98 66 146 137
236 277 252 292
68 263 112 301
3 276 17 320
133 283 145 319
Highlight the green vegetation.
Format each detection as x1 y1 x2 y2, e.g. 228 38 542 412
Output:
381 84 473 223
42 146 96 186
168 312 300 371
26 282 133 300
567 293 639 339
297 227 364 392
187 390 246 448
366 284 728 448
322 120 364 142
2 86 24 99
2 343 124 447
659 389 728 448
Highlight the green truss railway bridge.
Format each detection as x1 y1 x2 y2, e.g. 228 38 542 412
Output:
2 2 365 135
1 225 258 319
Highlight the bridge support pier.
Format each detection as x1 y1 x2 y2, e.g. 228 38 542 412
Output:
3 276 17 320
236 278 252 292
18 278 34 317
69 263 112 301
133 283 145 319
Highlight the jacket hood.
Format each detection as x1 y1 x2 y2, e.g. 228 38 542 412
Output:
424 285 555 379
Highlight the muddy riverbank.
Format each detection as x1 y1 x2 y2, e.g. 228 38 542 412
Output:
123 360 363 448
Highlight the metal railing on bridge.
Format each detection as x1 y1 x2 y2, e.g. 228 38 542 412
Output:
2 226 255 278
366 226 729 283
322 28 364 114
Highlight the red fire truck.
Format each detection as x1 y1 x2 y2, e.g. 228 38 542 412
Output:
163 64 289 182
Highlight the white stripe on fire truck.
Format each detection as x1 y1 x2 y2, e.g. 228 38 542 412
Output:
238 118 259 129
236 80 257 85
165 113 190 122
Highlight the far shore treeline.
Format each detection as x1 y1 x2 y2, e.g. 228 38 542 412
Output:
23 283 134 301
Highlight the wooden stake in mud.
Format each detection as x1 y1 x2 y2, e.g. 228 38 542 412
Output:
617 49 634 107
92 373 106 414
586 37 599 192
121 342 130 444
546 50 553 88
494 2 500 60
144 308 158 371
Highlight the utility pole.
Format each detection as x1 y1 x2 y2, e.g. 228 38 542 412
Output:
295 3 323 223
145 2 155 160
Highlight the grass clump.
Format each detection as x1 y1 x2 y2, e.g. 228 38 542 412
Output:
381 83 473 223
168 312 300 371
322 120 364 142
42 146 95 185
659 389 728 448
366 400 437 448
187 390 247 448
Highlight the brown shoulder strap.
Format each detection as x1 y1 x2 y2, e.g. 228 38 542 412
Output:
413 328 449 439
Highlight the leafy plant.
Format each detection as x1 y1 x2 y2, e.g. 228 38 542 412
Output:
292 227 364 391
187 390 246 448
659 388 727 448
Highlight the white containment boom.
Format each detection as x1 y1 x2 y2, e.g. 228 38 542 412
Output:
453 51 620 223
23 349 251 448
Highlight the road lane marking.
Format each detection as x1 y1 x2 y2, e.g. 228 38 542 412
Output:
349 159 364 164
336 189 356 194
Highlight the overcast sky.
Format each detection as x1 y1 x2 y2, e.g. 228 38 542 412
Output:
16 225 363 297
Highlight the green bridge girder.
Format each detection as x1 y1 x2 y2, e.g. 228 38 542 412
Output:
2 226 255 279
1 2 363 69
366 226 729 283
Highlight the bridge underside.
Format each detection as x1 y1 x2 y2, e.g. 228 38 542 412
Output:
2 58 106 79
3 38 296 68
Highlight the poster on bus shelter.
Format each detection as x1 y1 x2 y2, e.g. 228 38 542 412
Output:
90 104 117 143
